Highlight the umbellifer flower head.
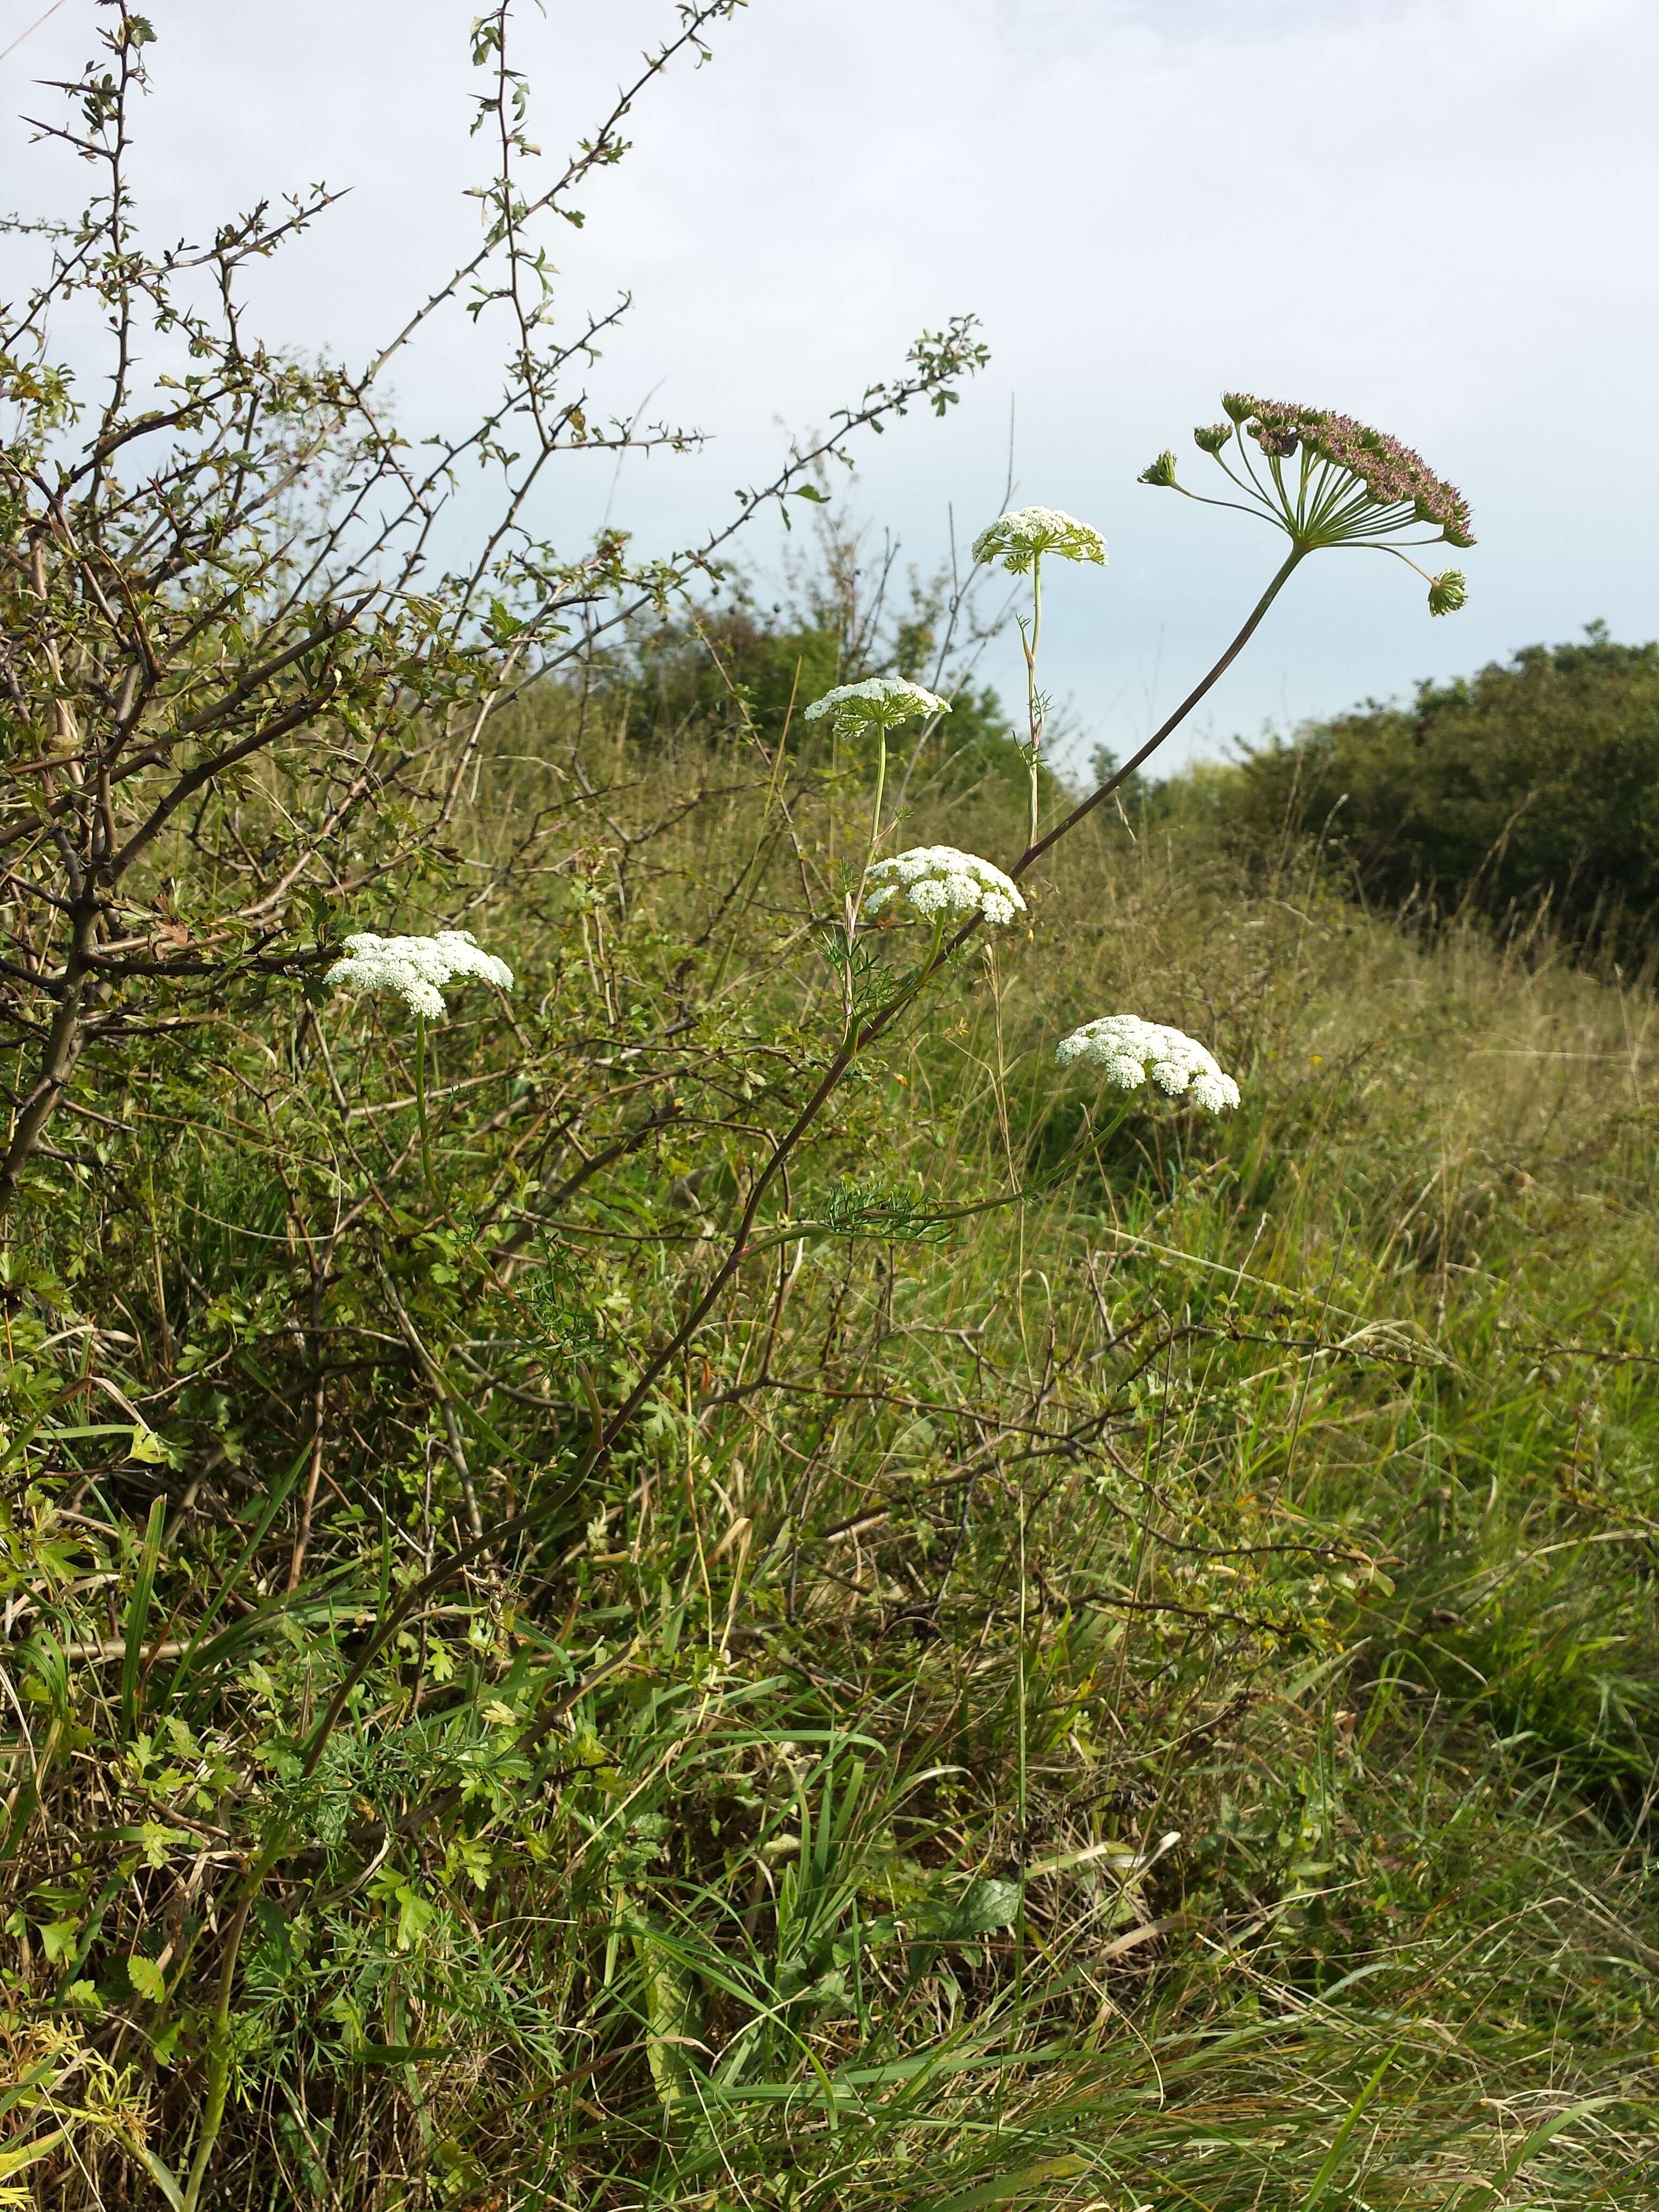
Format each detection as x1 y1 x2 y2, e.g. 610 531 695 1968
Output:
326 930 514 1020
863 846 1028 930
1056 1014 1239 1112
1223 395 1474 547
1140 392 1474 614
972 506 1107 574
803 677 950 737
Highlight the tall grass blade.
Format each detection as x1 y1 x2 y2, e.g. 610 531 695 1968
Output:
119 1496 167 1740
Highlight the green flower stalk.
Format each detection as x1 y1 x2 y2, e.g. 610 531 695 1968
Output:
326 928 514 1207
973 506 1107 850
803 677 951 928
1140 393 1474 614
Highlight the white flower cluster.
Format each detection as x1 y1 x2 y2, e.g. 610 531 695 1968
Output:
802 677 951 735
972 506 1107 575
863 846 1028 930
325 930 514 1020
1056 1015 1239 1112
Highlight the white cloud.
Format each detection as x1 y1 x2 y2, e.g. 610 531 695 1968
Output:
3 0 1651 768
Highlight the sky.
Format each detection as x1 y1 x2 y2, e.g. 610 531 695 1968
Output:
2 0 1654 774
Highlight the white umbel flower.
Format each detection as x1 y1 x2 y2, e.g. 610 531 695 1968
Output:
802 677 951 736
325 930 514 1021
972 506 1107 574
863 846 1027 930
1056 1014 1239 1112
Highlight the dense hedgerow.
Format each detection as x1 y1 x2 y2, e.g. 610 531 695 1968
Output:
1219 625 1659 951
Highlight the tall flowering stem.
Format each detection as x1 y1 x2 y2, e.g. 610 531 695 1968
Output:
325 928 515 1210
413 1014 438 1209
973 507 1107 848
801 678 951 954
1018 543 1306 871
1030 394 1474 872
1022 558 1044 849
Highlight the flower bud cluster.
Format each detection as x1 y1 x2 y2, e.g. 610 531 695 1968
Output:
1056 1014 1239 1112
863 846 1027 930
803 677 950 736
972 506 1107 574
326 930 514 1019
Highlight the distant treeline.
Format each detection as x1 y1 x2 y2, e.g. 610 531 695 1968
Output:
1207 625 1659 951
598 608 1659 955
591 596 1052 803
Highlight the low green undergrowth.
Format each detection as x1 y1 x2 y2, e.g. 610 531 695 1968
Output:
3 715 1657 2209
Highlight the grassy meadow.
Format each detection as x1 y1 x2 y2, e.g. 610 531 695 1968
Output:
4 688 1658 2210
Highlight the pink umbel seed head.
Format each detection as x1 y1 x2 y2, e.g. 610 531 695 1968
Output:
1221 394 1475 548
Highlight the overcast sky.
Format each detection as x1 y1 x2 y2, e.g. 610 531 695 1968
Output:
3 0 1654 772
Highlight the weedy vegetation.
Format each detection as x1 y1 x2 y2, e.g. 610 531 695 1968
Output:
1 8 1656 2211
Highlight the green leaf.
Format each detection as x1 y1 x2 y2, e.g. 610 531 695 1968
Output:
1492 2096 1616 2191
1302 2048 1395 2210
38 1918 80 1964
629 1911 700 2113
0 2127 71 2184
943 1877 1020 1939
369 1875 439 1953
928 2155 1089 2211
126 1953 167 2004
120 1822 192 1869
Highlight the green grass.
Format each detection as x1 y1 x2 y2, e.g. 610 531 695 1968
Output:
3 712 1657 2209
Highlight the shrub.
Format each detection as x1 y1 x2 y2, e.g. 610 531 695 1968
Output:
1232 624 1659 950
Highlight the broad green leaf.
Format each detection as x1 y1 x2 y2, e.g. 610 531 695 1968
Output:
127 1953 167 2004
